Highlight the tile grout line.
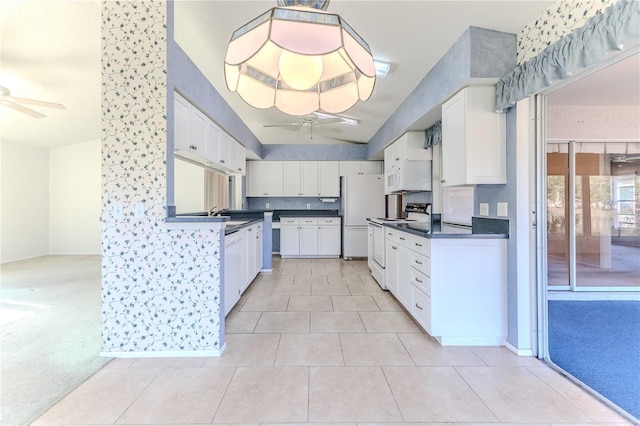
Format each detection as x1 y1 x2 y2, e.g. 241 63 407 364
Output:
380 365 406 422
452 364 501 423
208 366 239 424
112 366 163 425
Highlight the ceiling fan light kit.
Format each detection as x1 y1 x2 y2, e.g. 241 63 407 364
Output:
0 85 66 118
224 0 376 116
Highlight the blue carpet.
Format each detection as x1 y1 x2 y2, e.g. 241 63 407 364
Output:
548 300 640 420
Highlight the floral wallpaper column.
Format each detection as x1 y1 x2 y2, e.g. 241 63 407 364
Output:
517 0 618 64
102 0 222 354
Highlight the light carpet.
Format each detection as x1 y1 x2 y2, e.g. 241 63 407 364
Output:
0 255 109 426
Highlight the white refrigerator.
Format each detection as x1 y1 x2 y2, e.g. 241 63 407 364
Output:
342 174 385 258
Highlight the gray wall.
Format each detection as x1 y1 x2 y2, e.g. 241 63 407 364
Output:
261 144 368 160
475 108 517 345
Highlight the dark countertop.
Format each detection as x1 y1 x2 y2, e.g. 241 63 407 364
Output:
174 209 340 222
382 220 508 239
166 214 264 235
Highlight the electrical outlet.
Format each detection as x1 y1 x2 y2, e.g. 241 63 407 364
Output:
134 202 145 218
265 202 270 209
112 203 124 219
497 202 508 217
306 203 311 209
479 203 489 216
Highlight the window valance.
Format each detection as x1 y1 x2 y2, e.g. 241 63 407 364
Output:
424 120 442 148
496 0 640 112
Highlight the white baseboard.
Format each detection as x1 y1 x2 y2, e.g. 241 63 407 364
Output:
100 344 226 358
435 336 506 346
505 341 535 357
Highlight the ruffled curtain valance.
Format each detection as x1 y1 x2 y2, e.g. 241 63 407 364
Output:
424 120 442 148
496 0 640 112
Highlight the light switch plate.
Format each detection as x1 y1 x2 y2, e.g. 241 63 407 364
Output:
265 202 270 209
306 203 311 209
134 202 145 218
112 203 124 219
497 202 508 217
479 203 489 216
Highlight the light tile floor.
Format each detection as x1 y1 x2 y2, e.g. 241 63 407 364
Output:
33 258 630 425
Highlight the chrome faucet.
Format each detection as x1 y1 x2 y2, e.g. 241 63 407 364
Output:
209 206 227 216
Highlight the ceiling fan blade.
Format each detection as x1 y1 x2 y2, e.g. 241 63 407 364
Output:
8 97 66 109
263 123 302 127
1 101 46 118
313 118 343 126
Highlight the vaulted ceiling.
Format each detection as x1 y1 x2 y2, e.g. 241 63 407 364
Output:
6 0 633 151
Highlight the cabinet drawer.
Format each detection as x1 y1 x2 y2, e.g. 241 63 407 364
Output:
410 267 430 295
385 228 402 244
300 218 318 226
408 234 429 256
411 285 431 333
280 218 300 226
318 217 340 225
411 252 430 276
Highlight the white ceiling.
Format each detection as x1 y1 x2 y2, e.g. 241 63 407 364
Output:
4 0 634 152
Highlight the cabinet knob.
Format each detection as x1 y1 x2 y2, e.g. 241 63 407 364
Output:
415 277 423 283
221 159 226 163
415 260 423 265
189 145 197 150
415 243 423 247
392 246 397 250
415 303 424 310
399 237 406 240
441 179 445 183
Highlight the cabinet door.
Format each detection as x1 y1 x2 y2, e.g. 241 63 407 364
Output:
361 161 383 174
246 161 266 196
230 140 245 175
283 161 302 196
206 121 221 164
190 108 208 157
265 161 284 196
441 89 466 186
280 227 300 256
431 144 442 214
245 226 256 290
317 161 339 196
254 225 263 274
218 132 231 168
174 93 191 152
300 161 318 196
339 161 361 176
385 239 399 295
396 245 412 309
317 225 340 256
299 226 318 255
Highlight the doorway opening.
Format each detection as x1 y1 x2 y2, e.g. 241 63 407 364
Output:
537 52 640 422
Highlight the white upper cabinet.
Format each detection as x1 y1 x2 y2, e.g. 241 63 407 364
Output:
174 93 191 152
247 161 283 196
317 161 339 196
218 131 231 169
230 139 246 176
173 91 245 175
384 131 432 194
338 161 383 175
441 85 506 187
250 161 338 197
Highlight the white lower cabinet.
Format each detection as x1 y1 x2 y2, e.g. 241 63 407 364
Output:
280 217 340 258
384 227 507 346
224 220 263 316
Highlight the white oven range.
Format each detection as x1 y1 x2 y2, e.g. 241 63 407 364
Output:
367 203 431 289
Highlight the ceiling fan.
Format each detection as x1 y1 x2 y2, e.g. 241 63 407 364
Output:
263 111 358 140
0 86 66 118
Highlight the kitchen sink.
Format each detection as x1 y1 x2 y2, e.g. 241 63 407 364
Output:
225 220 249 226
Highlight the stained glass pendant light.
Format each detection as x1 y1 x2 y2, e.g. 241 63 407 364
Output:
224 0 376 116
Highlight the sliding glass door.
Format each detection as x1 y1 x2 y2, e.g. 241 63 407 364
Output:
546 141 640 291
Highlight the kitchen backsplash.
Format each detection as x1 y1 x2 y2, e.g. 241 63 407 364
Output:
246 197 340 211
